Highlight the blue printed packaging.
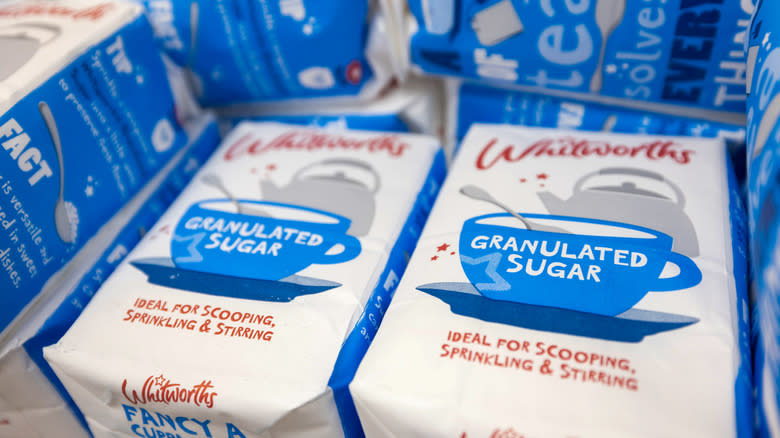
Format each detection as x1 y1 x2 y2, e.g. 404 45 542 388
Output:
0 114 219 438
138 0 403 107
350 125 751 437
0 0 193 356
449 81 746 150
745 0 780 435
754 188 780 438
409 0 753 120
45 122 446 438
746 0 780 244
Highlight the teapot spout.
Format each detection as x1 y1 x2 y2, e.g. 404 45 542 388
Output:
537 191 566 214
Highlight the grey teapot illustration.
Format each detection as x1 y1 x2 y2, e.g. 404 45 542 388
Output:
538 167 699 257
261 158 379 236
0 23 60 82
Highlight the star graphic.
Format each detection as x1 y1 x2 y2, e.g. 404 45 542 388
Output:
266 164 277 171
436 243 450 252
171 233 205 263
460 253 510 291
431 255 439 261
536 173 548 180
154 374 166 386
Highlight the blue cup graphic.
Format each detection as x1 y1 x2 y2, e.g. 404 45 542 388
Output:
171 199 361 281
459 213 702 316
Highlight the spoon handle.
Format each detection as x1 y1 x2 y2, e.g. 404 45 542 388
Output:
188 1 198 68
590 46 606 92
492 198 534 230
204 174 243 214
460 185 534 230
38 101 65 197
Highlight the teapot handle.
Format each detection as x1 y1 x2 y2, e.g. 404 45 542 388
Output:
0 23 61 44
573 167 686 208
293 158 381 193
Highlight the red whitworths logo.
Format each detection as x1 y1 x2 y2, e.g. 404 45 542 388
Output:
121 374 218 409
475 136 695 170
224 130 410 161
0 3 114 21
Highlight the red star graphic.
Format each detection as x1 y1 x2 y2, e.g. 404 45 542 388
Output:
266 164 277 171
436 243 450 252
536 173 548 180
431 255 439 261
346 60 363 85
154 374 166 386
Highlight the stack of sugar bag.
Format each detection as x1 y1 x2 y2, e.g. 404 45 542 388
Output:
0 0 766 436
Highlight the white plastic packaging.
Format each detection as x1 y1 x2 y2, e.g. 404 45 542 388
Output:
45 122 446 438
351 125 751 438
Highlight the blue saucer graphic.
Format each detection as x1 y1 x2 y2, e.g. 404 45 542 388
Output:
417 282 698 343
132 257 341 302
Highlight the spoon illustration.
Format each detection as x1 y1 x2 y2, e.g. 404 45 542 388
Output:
460 185 569 233
39 101 78 244
201 173 243 214
186 1 203 97
601 114 617 132
590 0 626 93
753 92 780 159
